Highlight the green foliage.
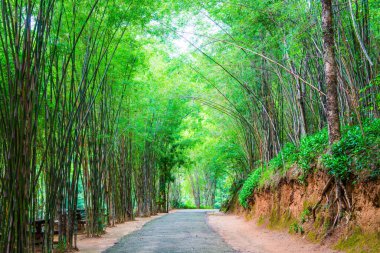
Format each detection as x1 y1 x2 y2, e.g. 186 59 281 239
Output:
360 75 380 115
239 120 380 208
1 0 379 251
170 199 212 209
258 143 299 188
323 119 380 182
271 143 299 171
300 208 311 224
261 144 296 176
238 168 262 208
239 130 328 207
289 222 304 234
175 202 197 209
298 129 329 172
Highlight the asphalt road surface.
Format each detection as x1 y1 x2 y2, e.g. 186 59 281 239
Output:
103 209 237 253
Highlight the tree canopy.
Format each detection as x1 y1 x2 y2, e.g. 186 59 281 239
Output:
0 0 379 251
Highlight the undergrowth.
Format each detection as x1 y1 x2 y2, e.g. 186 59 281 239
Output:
239 119 380 208
239 167 262 208
323 119 380 182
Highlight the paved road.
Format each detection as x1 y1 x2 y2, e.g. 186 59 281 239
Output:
103 210 237 253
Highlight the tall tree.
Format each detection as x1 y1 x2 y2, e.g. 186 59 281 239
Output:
321 0 341 144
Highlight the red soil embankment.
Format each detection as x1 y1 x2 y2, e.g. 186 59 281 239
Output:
233 168 380 236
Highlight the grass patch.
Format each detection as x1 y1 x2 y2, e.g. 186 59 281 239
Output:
334 228 380 253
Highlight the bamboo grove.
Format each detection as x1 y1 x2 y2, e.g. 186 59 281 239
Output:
182 0 379 170
168 0 379 228
0 0 380 252
163 0 379 206
0 0 179 251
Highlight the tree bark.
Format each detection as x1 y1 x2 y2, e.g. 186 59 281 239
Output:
321 0 341 144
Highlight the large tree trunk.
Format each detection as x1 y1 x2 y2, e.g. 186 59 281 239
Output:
321 0 341 144
312 1 351 235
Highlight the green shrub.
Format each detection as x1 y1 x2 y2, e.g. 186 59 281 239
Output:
258 143 298 188
238 120 379 209
269 142 298 172
323 119 380 182
258 166 275 188
298 129 328 174
238 167 262 208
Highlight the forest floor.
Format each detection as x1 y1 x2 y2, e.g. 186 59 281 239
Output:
77 213 167 252
207 212 341 253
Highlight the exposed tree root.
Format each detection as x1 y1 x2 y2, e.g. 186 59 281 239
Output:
312 176 352 237
312 177 333 220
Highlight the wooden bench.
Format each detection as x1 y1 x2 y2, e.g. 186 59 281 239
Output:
32 219 45 244
76 209 87 231
31 210 87 244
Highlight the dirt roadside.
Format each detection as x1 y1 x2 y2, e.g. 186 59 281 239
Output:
207 212 340 253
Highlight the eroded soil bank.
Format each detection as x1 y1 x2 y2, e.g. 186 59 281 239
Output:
229 169 380 251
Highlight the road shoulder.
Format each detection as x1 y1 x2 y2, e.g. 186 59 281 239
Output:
207 212 339 253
